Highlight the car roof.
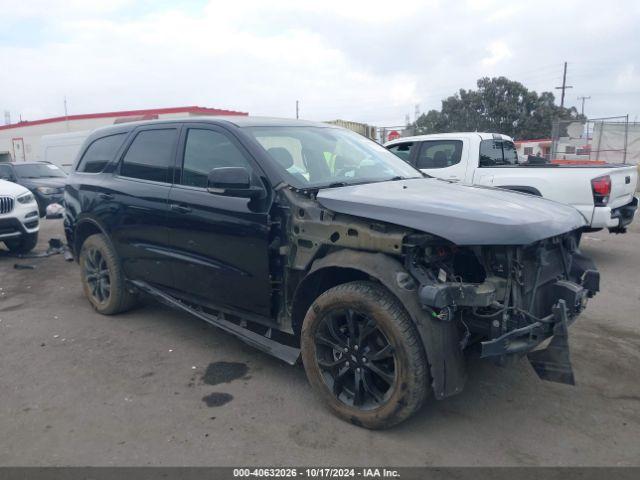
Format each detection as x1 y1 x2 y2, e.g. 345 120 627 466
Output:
385 132 513 146
88 116 335 138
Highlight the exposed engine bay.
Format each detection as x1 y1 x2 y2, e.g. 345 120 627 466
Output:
276 187 600 391
404 232 599 384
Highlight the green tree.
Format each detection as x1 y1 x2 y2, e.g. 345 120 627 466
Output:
412 77 585 140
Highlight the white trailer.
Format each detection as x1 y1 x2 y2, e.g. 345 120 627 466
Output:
39 131 89 172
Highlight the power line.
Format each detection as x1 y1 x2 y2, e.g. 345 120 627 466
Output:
577 95 591 115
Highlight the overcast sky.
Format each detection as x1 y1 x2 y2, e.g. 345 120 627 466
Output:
2 0 639 127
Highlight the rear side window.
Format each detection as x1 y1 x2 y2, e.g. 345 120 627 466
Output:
479 140 519 167
121 129 178 183
387 142 414 163
76 134 126 173
181 129 251 188
416 140 463 169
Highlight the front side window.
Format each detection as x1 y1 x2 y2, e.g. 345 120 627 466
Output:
387 142 414 163
416 140 463 169
121 129 178 183
245 126 421 189
0 164 14 180
181 129 252 188
479 139 519 167
77 133 127 173
14 163 67 178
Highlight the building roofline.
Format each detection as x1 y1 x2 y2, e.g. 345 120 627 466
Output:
0 106 247 131
514 138 552 144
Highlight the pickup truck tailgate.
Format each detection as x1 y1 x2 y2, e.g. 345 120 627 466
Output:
607 165 638 209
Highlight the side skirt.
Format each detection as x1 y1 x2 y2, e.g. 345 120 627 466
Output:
129 280 300 365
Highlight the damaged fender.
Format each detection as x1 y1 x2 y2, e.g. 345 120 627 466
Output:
299 249 467 399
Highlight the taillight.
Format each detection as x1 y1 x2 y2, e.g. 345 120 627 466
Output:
591 175 611 206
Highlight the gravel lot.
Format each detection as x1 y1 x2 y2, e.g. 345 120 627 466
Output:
0 219 638 466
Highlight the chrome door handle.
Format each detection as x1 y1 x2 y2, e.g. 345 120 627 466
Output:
170 204 192 214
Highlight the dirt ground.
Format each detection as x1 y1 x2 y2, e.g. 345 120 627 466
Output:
0 219 638 466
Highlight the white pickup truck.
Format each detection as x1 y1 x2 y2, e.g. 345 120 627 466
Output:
385 132 638 233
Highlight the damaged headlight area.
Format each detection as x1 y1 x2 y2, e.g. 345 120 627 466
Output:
405 231 599 385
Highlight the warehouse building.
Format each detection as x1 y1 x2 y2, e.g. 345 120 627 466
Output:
0 106 247 165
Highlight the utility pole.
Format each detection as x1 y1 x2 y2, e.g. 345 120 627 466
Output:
577 95 590 116
295 100 299 119
64 96 68 117
555 62 573 109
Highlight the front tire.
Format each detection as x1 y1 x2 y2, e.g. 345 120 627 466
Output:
4 232 38 254
79 234 137 315
301 281 429 429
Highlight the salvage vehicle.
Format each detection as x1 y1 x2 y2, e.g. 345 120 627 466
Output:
0 179 40 253
385 133 638 233
65 118 600 429
0 161 67 217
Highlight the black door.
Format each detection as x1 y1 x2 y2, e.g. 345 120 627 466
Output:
166 125 272 318
99 125 180 289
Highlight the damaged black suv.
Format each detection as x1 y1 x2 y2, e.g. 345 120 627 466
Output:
65 117 599 429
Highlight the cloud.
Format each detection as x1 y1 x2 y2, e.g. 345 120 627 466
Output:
481 41 513 67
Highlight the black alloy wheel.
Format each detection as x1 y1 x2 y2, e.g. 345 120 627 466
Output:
314 308 396 409
83 247 111 304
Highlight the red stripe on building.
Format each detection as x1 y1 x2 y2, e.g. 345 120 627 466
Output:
0 106 248 131
514 138 552 144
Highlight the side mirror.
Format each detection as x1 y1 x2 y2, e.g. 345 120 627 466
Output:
207 167 265 199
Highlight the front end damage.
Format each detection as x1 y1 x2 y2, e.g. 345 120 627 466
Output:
276 185 598 400
406 232 599 385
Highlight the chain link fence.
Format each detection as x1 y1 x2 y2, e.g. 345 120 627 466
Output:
550 115 638 165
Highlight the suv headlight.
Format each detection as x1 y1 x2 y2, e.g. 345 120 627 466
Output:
36 186 63 195
17 192 35 204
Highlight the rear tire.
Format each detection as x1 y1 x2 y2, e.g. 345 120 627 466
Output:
5 232 38 254
79 234 137 315
301 281 429 429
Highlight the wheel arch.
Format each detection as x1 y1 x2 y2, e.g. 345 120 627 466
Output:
73 217 108 259
290 249 467 399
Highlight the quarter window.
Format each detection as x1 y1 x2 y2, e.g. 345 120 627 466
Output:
416 140 463 169
77 133 127 173
121 129 178 183
181 129 251 188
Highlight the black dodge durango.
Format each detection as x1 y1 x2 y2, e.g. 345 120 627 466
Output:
65 117 599 429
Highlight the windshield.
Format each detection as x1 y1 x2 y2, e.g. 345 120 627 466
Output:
244 126 422 188
14 163 67 178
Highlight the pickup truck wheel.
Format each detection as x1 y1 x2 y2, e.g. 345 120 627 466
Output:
4 232 39 254
79 234 137 315
301 281 429 429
